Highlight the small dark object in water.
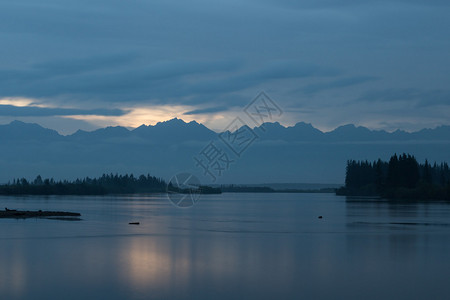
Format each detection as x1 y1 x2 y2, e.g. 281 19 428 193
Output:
129 222 140 225
318 216 323 219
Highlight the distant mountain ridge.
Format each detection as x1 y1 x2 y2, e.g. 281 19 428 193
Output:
1 118 449 143
0 118 449 184
0 120 62 142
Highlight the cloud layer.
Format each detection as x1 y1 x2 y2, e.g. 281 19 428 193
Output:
0 0 449 132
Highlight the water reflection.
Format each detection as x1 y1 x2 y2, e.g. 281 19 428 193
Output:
2 194 450 300
118 234 301 299
345 197 450 261
345 198 450 231
122 238 180 290
0 244 26 298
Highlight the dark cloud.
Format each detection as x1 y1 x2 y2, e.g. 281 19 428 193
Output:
183 106 230 115
0 57 243 101
33 54 140 77
359 89 450 107
301 76 378 94
0 105 126 117
0 57 336 105
262 0 450 10
180 61 338 98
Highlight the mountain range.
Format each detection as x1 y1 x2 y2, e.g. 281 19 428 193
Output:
0 119 449 184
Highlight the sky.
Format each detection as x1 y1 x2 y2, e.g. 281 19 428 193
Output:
0 0 449 134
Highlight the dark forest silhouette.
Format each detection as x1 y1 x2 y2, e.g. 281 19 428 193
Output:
337 153 450 200
0 174 167 195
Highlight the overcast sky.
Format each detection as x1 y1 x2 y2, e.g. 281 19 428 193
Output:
0 0 449 134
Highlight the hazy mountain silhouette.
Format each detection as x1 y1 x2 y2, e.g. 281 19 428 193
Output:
69 126 131 142
0 118 449 184
254 122 324 141
2 118 449 143
0 120 61 142
132 118 216 143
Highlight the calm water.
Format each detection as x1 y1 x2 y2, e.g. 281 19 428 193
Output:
2 193 450 300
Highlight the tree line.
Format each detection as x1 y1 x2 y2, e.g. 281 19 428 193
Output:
337 153 450 200
0 173 167 195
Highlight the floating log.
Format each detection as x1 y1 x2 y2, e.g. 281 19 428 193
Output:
0 209 81 219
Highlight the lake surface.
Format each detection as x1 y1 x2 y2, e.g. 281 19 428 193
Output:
2 193 450 300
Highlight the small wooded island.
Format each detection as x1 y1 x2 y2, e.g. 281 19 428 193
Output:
337 153 450 200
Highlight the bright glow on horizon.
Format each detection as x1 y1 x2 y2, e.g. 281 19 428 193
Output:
63 105 238 131
64 105 198 128
1 97 447 134
0 97 45 107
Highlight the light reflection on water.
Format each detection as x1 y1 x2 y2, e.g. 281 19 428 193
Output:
0 244 26 298
1 194 450 299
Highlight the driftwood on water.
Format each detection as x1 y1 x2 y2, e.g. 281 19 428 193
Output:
0 208 81 220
